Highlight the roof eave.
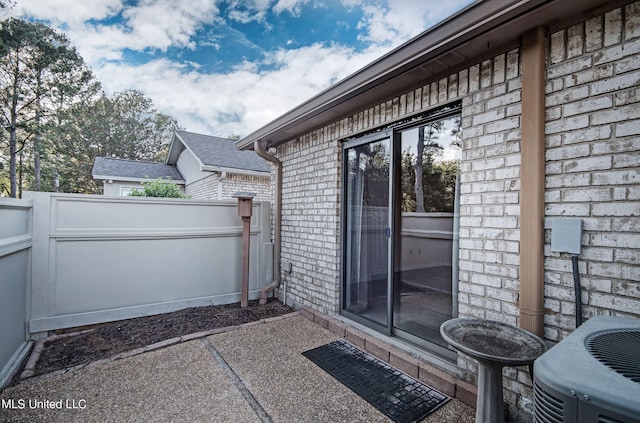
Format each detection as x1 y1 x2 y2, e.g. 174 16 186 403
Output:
166 131 185 165
236 0 525 150
237 0 623 150
93 174 185 184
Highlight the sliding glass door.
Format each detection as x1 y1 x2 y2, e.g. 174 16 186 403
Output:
342 110 461 357
392 115 461 353
343 132 392 333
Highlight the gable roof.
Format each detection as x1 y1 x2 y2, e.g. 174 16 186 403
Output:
92 157 185 183
237 0 621 150
167 131 270 175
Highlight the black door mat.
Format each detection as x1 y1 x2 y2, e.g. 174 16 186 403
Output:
302 340 450 423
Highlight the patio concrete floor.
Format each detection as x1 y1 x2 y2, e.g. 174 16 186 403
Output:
0 313 475 423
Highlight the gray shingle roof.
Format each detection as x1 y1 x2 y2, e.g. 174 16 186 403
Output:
92 157 184 181
176 131 270 173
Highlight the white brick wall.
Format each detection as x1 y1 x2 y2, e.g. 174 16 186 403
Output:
544 3 640 345
185 172 271 201
185 174 219 199
271 2 639 421
277 134 342 314
222 174 272 202
455 52 532 420
458 52 522 333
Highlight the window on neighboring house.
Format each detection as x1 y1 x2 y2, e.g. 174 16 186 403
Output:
120 185 143 196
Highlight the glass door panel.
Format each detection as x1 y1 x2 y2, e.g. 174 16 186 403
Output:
393 116 462 350
343 134 391 330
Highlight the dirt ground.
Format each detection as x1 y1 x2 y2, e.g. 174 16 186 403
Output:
32 299 294 377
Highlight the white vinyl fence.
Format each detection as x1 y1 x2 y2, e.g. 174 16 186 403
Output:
1 192 272 388
0 198 32 389
27 192 273 333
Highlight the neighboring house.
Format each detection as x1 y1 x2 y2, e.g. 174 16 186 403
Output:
92 131 271 200
166 131 271 201
92 157 185 196
237 1 640 421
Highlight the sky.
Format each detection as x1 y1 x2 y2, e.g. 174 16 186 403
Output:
9 0 474 139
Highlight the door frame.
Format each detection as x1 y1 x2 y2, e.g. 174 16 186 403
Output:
340 104 462 359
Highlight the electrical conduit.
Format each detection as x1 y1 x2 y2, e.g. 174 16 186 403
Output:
254 140 282 305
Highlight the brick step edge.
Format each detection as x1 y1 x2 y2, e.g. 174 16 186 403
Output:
299 306 477 408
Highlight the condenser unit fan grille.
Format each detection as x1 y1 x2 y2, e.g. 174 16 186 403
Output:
586 330 640 383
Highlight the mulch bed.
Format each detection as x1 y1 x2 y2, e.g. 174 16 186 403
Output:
31 299 294 377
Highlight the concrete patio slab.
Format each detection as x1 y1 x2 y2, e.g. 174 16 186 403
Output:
0 338 259 422
0 314 474 423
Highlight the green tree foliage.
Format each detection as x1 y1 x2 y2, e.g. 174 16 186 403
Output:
0 18 97 197
400 118 461 213
128 177 189 199
400 148 459 213
0 18 181 197
55 89 180 194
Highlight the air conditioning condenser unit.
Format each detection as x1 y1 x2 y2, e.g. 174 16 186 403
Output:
534 315 640 423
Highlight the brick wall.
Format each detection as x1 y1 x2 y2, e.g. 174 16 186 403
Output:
457 51 523 326
457 5 640 419
455 51 530 420
185 174 219 199
273 3 639 421
185 173 271 201
222 174 271 202
277 135 342 314
543 3 640 341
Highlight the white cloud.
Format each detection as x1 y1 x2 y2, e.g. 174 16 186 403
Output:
121 0 219 51
12 0 122 24
272 0 311 16
13 0 220 63
355 0 474 47
94 41 383 137
11 0 475 139
225 0 273 24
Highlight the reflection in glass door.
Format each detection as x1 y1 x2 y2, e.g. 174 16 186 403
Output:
343 133 391 331
393 116 461 351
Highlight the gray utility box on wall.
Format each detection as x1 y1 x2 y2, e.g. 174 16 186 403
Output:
533 315 640 423
550 218 582 255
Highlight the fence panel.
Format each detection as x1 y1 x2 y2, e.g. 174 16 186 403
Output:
26 192 272 333
0 198 32 388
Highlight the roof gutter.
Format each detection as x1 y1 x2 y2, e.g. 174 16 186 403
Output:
253 140 282 305
200 165 270 178
93 175 186 184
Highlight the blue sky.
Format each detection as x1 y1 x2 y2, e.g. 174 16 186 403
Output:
11 0 474 137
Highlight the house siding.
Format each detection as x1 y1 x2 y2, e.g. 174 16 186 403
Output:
102 181 144 196
176 147 208 183
274 3 639 421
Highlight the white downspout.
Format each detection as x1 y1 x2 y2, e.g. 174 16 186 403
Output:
254 140 282 305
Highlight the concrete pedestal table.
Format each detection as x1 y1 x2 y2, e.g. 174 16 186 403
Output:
440 318 547 423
